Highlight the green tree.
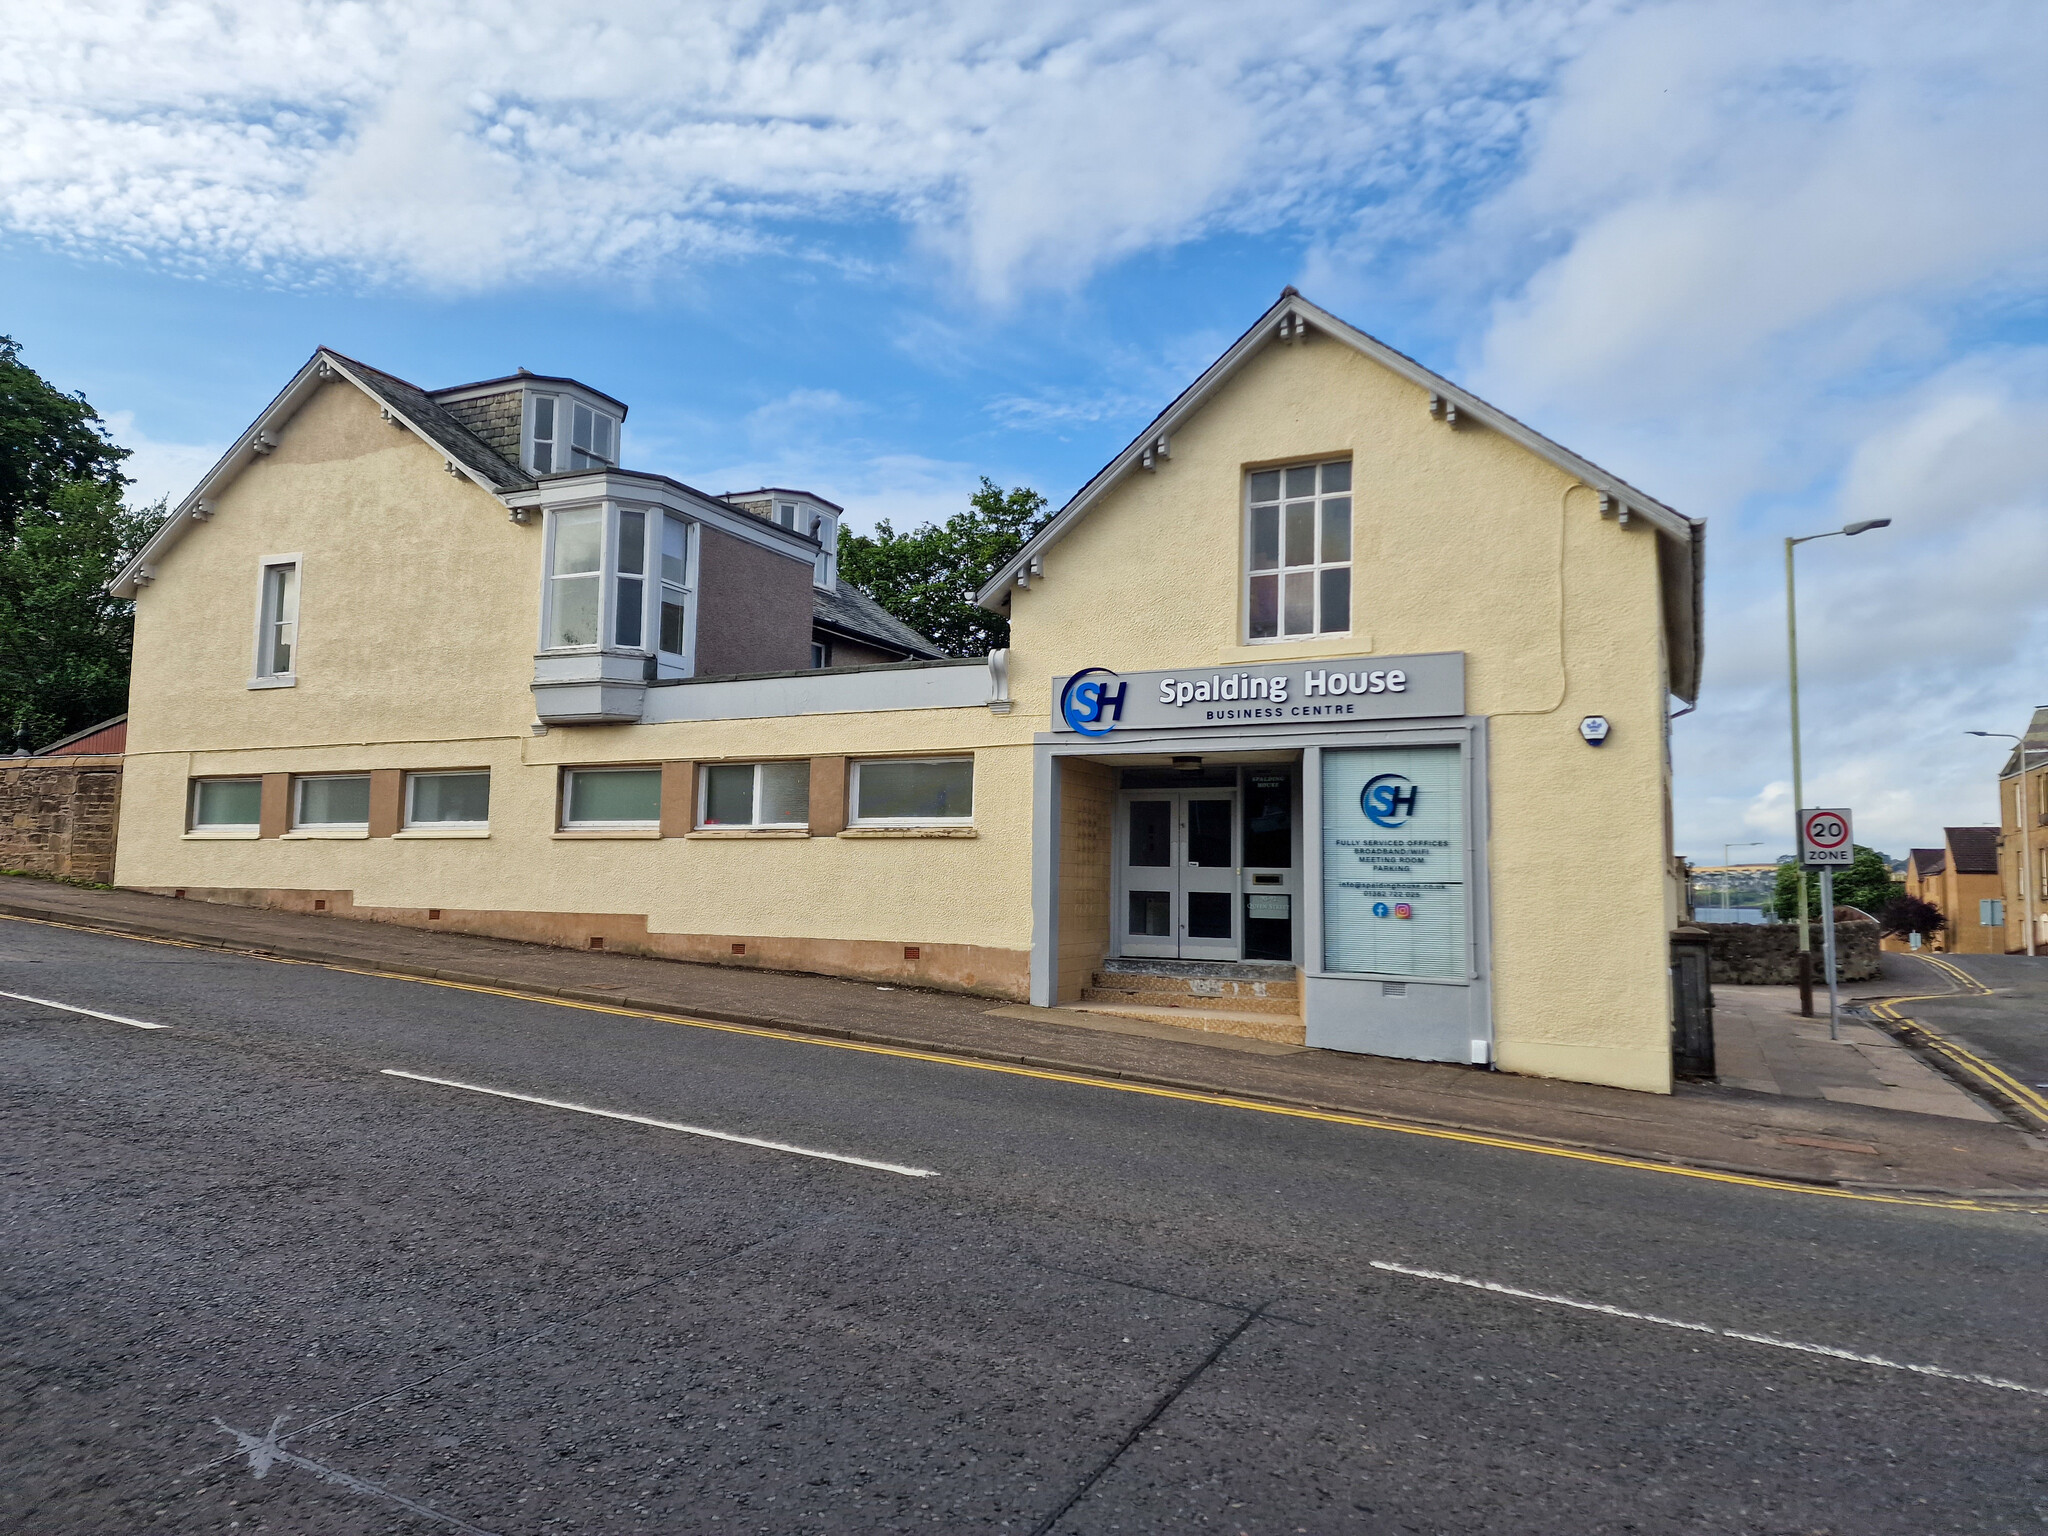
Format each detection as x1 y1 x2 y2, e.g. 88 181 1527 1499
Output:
1 336 129 544
1771 845 1900 921
0 337 155 749
836 477 1051 656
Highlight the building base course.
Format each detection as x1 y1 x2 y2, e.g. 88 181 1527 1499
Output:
130 885 1030 1000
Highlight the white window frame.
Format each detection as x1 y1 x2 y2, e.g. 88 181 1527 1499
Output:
559 766 663 831
250 553 302 688
810 507 838 588
848 756 975 828
402 770 491 835
568 401 618 470
542 502 681 664
290 773 371 834
528 392 559 474
188 776 263 835
1243 460 1353 643
696 761 811 830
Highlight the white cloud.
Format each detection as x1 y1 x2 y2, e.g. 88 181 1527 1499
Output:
0 0 1598 298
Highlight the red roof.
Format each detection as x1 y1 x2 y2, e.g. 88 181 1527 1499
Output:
35 716 125 756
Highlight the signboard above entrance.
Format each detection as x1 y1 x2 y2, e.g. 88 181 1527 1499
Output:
1053 652 1465 736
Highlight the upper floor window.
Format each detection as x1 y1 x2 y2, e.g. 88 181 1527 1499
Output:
1246 460 1351 641
253 557 300 685
529 394 618 474
543 505 693 671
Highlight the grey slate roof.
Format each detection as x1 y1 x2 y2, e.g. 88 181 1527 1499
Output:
1999 705 2048 777
813 580 943 659
1945 826 2001 875
326 351 534 493
1909 848 1946 877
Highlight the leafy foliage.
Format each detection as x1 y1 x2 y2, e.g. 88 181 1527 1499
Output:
0 336 129 544
0 337 156 750
836 477 1050 656
1878 893 1944 939
1771 845 1900 921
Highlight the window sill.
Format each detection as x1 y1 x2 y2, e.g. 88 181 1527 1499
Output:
394 827 490 839
282 827 369 840
553 828 661 839
183 828 260 841
247 674 297 690
839 826 978 839
687 828 810 839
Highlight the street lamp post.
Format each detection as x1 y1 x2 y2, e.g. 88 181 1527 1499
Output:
1965 733 2047 957
1723 841 1762 910
1785 518 1891 950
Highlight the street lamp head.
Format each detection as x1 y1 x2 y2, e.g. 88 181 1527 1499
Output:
1842 519 1891 536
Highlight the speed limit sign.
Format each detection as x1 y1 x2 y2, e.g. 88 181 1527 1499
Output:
1799 807 1853 868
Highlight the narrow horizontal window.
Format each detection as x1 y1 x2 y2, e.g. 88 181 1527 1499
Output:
294 774 370 829
562 767 661 829
190 778 262 830
405 771 490 829
700 761 810 829
851 758 973 825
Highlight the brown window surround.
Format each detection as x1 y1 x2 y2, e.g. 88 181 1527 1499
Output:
259 773 290 838
808 755 848 836
659 761 697 837
368 769 402 838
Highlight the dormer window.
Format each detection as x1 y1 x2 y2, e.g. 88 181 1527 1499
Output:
527 393 618 474
773 500 801 530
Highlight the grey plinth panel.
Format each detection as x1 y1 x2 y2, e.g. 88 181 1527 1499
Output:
532 650 648 724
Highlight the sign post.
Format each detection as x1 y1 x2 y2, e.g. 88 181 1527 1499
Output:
1799 808 1853 1040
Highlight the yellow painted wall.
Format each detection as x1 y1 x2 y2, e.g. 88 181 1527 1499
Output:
116 380 1041 973
120 328 1687 1090
1006 337 1678 1091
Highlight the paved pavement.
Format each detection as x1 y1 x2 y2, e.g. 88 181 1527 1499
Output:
6 916 2048 1533
1711 954 2001 1122
1879 953 2048 1130
3 879 2046 1199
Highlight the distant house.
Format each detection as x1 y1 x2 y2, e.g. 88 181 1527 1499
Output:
1905 830 2004 953
1992 704 2048 954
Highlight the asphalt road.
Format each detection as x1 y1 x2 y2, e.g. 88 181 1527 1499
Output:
4 917 2045 1535
1908 952 2048 1113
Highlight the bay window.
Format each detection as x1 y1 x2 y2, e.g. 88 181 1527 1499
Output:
528 394 618 475
543 504 693 673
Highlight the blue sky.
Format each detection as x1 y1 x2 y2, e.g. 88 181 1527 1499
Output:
6 0 2045 863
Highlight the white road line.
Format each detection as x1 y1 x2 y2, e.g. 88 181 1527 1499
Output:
1370 1260 2048 1399
379 1069 940 1178
0 989 170 1029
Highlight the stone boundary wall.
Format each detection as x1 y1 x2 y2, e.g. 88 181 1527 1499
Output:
0 754 124 884
1707 910 1879 984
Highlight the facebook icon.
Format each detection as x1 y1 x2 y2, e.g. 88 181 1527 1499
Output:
1060 667 1128 737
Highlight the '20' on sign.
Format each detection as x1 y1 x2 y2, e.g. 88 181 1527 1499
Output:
1799 807 1854 867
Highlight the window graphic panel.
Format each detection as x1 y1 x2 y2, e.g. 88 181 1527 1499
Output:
1321 744 1466 979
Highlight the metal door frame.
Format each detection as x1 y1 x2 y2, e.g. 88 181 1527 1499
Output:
1111 786 1242 961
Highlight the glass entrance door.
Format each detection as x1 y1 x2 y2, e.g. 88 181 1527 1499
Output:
1119 791 1239 960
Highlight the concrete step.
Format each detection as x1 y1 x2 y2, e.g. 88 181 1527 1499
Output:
1087 970 1298 1002
1081 984 1299 1016
1063 1001 1308 1046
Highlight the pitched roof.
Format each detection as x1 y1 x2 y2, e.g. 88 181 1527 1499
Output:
1909 847 1946 877
331 352 533 493
973 288 1706 701
33 714 127 755
112 348 533 597
814 580 943 659
1945 826 2001 875
1997 704 2048 777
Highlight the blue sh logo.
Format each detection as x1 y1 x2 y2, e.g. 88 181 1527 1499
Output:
1060 667 1127 737
1361 773 1419 828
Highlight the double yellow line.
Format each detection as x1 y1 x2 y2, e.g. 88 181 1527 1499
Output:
6 906 2047 1214
1868 956 2048 1129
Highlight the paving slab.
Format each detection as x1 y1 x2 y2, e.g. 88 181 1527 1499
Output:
4 877 2046 1200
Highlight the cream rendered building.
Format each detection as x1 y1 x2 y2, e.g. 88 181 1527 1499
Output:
113 292 1704 1093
